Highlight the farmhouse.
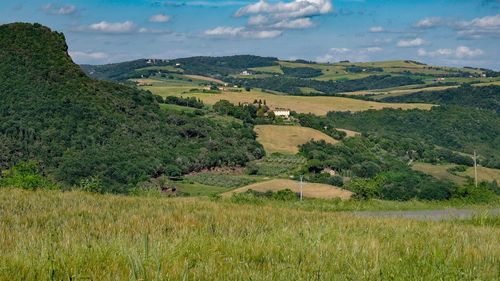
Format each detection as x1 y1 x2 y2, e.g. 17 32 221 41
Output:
273 108 291 119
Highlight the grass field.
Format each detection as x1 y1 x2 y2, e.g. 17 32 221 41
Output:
1 188 498 280
144 86 434 115
248 60 483 82
226 179 353 199
412 163 500 184
254 125 337 154
183 74 225 84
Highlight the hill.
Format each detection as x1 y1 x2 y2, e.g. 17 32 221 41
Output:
0 23 263 192
80 56 499 97
381 84 500 113
328 106 500 167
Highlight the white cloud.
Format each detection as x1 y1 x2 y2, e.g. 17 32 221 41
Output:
271 18 314 29
149 14 171 23
316 47 383 63
42 3 77 15
364 47 383 53
236 0 333 19
163 1 251 8
204 0 332 40
414 17 442 28
88 21 136 33
248 15 269 26
455 14 500 39
397 38 427 47
69 51 108 61
418 46 484 58
369 26 384 33
204 26 282 39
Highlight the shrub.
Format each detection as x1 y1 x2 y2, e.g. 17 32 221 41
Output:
79 176 104 193
0 161 56 190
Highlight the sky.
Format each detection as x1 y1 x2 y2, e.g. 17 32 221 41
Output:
1 0 499 69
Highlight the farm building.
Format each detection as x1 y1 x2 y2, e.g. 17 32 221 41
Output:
273 108 291 119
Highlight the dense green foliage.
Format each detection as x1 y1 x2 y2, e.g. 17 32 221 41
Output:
163 96 204 109
228 75 424 95
328 107 500 167
171 55 278 76
0 23 264 192
81 59 169 81
231 188 299 202
299 137 459 201
296 113 347 140
382 85 500 113
281 66 323 78
0 161 57 190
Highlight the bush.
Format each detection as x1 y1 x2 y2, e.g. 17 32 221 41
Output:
233 189 299 202
79 176 104 193
454 180 499 203
0 161 56 190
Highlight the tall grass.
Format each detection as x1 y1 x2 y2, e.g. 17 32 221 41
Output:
0 188 498 280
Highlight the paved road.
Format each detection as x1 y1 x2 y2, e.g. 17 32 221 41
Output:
352 208 500 221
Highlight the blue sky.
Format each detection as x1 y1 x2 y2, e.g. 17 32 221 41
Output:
1 0 499 69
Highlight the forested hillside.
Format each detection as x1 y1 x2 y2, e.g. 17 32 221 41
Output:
381 85 500 113
327 106 500 167
0 23 263 192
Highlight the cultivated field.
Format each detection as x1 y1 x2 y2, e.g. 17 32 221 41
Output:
412 163 500 184
226 179 352 199
248 60 483 82
254 125 337 154
1 188 498 280
144 86 434 115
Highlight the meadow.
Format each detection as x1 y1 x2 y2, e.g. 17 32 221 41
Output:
412 162 500 185
0 188 498 280
144 86 433 115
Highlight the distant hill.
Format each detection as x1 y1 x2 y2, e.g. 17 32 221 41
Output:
0 23 263 192
381 84 500 113
80 56 496 97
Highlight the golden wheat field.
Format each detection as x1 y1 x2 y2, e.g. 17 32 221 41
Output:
0 188 499 280
144 86 434 115
254 125 338 154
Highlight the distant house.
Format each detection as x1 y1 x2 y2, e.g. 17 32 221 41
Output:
240 70 252 76
273 108 291 119
322 167 337 177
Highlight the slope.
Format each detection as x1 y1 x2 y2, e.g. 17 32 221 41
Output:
0 23 263 192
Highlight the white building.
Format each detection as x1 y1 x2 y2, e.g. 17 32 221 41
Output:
273 108 290 119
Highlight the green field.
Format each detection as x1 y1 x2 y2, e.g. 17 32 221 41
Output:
248 60 485 82
412 163 500 184
0 188 498 280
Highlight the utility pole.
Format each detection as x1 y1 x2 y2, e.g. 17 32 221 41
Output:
474 150 478 188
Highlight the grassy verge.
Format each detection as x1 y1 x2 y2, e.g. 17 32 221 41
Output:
0 188 498 280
